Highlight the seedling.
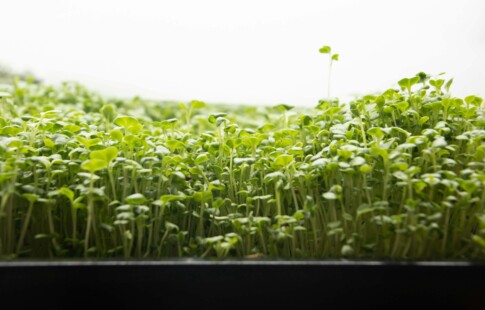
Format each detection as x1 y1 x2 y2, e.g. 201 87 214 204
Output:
0 69 484 261
319 45 339 98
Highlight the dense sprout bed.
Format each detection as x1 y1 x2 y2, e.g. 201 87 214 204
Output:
1 74 485 259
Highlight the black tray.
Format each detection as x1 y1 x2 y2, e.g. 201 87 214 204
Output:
1 261 484 309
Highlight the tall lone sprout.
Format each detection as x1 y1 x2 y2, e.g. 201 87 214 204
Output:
319 45 339 98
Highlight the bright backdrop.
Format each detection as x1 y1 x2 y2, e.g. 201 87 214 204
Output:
1 0 484 105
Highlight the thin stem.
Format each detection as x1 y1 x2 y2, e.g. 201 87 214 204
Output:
16 201 34 255
84 174 95 258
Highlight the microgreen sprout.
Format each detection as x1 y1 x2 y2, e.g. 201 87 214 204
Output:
0 69 484 260
319 45 339 98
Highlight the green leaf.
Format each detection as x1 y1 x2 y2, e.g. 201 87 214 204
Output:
110 129 123 142
322 192 337 200
367 127 384 140
274 104 294 112
209 180 225 190
350 156 366 166
440 98 452 109
274 154 294 167
411 181 426 196
165 222 179 232
416 72 429 83
398 78 410 90
100 104 117 121
336 150 351 161
90 146 118 164
189 100 206 109
465 95 483 107
319 45 331 54
213 198 225 209
193 190 213 203
40 110 59 119
331 54 339 61
44 137 55 148
59 187 74 202
359 164 372 173
234 157 256 165
64 124 81 133
159 195 186 204
341 245 354 256
216 117 228 127
125 193 148 205
158 118 178 129
398 76 419 92
445 78 453 92
418 116 429 125
393 171 408 181
166 140 186 152
76 137 101 148
7 138 22 148
370 147 388 161
114 116 139 128
410 76 420 86
357 206 376 217
195 153 209 165
31 156 51 168
22 193 39 204
204 236 224 244
2 126 22 136
430 79 444 90
81 159 108 173
189 167 203 175
208 113 227 124
264 171 285 183
394 101 409 112
460 180 478 194
391 127 411 137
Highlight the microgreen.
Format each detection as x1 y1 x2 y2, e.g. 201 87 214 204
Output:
0 70 484 260
319 45 339 98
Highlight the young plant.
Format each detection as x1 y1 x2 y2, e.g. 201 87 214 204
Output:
319 45 339 98
0 69 484 261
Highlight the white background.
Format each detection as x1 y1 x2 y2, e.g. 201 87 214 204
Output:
1 0 484 106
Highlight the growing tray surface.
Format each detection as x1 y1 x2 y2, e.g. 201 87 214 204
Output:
1 260 484 309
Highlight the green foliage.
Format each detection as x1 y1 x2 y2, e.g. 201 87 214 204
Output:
81 159 108 173
100 104 117 122
1 72 485 261
274 154 294 167
189 100 206 109
90 147 118 164
398 76 420 93
114 116 142 134
319 46 331 54
125 193 148 205
274 104 294 112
